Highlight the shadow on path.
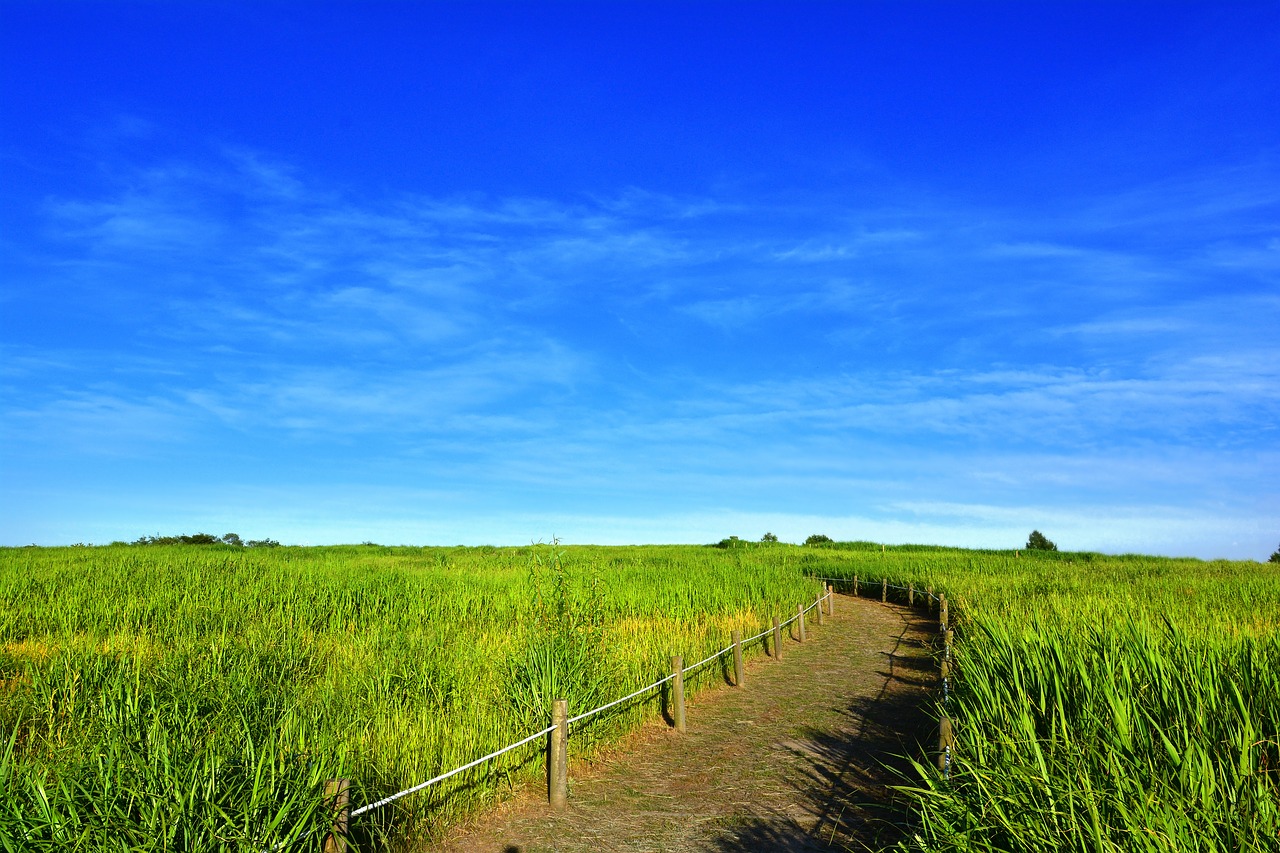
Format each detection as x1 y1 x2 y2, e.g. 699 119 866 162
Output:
429 596 936 853
699 608 935 852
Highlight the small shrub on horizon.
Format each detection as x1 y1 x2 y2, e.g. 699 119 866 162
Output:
1026 530 1058 551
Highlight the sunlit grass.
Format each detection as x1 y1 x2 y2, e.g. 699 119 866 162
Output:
806 545 1280 852
0 541 819 850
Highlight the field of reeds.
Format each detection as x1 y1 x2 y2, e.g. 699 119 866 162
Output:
4 540 1277 852
0 541 821 851
806 544 1280 853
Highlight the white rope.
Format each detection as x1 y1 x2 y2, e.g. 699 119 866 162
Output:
682 643 736 675
567 673 675 725
349 723 557 818
569 596 832 729
308 585 864 838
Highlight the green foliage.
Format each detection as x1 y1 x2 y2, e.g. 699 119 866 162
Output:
713 535 748 549
1269 542 1279 563
804 546 1280 853
1025 529 1057 551
803 533 834 547
761 532 778 542
508 543 615 734
132 532 224 546
0 542 820 848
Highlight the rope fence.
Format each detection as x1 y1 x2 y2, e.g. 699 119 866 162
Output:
305 585 837 852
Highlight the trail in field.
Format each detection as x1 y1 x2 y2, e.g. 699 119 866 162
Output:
426 594 937 853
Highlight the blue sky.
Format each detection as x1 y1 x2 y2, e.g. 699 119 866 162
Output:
2 2 1277 557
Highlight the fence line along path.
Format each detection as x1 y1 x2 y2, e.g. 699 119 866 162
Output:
426 593 935 853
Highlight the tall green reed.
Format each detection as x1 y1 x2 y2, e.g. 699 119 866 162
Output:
0 542 820 849
801 545 1280 852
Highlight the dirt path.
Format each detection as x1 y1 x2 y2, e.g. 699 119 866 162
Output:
426 594 936 853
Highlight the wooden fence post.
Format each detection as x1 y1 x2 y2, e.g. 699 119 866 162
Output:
944 628 954 660
882 577 887 603
797 604 806 642
909 582 915 607
671 655 686 733
732 630 744 687
323 778 350 853
926 585 934 613
827 584 835 616
816 594 825 626
772 616 783 660
549 699 568 808
853 574 858 596
940 593 948 631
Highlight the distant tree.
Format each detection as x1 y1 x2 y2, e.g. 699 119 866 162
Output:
1269 543 1280 563
1026 530 1058 551
761 532 778 542
804 534 834 547
714 536 745 549
133 532 222 545
246 538 281 548
221 533 244 547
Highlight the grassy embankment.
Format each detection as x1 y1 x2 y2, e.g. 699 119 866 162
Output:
0 542 821 851
807 543 1280 853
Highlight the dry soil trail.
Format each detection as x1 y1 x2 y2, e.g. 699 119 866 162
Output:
427 593 936 853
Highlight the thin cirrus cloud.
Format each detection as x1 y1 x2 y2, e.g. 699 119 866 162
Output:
2 147 1277 556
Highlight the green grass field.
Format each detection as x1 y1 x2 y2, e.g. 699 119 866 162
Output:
1 541 1276 852
0 542 821 851
808 544 1280 852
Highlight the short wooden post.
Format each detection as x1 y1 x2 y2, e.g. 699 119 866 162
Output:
882 543 885 554
940 657 951 680
816 594 825 626
549 699 568 808
940 593 948 630
909 582 915 607
944 628 954 659
926 585 934 613
772 616 782 660
323 778 350 853
938 716 954 774
732 630 744 687
827 584 835 616
1015 549 1020 558
881 577 887 603
853 574 858 596
671 655 686 733
797 604 806 642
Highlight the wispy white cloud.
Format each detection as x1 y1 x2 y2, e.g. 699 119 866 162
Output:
5 146 1278 556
